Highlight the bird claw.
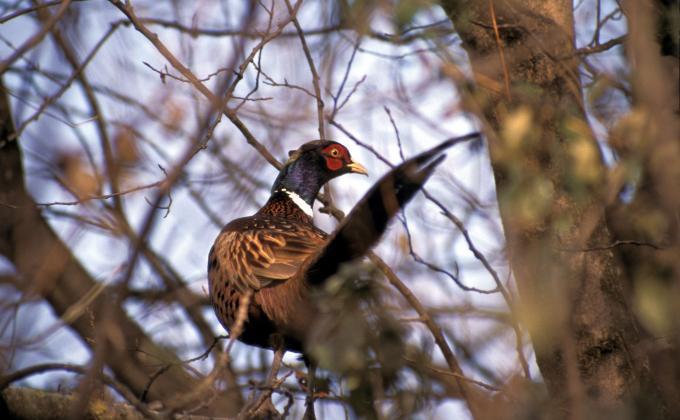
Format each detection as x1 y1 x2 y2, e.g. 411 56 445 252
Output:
295 369 309 391
295 369 330 398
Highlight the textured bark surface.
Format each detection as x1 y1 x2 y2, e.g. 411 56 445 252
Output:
1 387 145 420
442 0 663 416
0 387 220 420
606 1 680 414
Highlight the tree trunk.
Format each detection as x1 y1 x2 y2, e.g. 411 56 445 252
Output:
442 0 665 416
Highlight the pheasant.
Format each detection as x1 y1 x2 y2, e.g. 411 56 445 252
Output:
207 135 478 415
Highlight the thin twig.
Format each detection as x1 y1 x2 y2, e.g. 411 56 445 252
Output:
331 118 531 378
329 38 362 118
367 253 482 419
109 0 285 169
403 357 500 392
576 35 626 56
285 0 325 139
0 0 73 74
9 19 118 141
0 0 86 24
489 0 511 101
558 239 661 252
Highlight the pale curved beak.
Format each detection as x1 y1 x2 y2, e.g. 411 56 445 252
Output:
347 161 368 176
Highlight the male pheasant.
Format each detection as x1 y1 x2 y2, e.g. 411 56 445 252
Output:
207 135 478 413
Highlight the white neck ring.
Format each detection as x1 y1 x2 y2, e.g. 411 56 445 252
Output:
279 188 313 217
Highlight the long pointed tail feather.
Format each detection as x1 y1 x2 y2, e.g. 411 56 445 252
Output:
304 132 481 285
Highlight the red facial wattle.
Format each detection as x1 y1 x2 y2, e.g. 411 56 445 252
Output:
321 144 349 172
325 156 344 171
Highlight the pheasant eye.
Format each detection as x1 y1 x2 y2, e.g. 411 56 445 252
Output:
330 148 340 157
